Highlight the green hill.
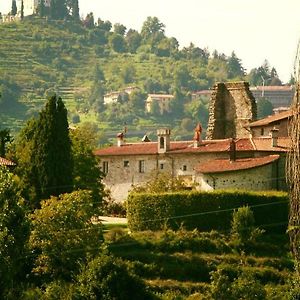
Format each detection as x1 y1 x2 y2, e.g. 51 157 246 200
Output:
0 17 281 138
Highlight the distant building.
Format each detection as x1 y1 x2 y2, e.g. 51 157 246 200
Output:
0 157 15 167
23 0 51 17
145 94 175 114
104 91 122 105
250 85 294 108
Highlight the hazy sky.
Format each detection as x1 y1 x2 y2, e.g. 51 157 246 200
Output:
1 0 300 83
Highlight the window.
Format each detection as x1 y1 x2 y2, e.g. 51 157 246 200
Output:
124 160 129 167
160 163 164 170
139 160 145 173
102 161 108 174
182 165 187 171
260 128 264 136
160 137 164 149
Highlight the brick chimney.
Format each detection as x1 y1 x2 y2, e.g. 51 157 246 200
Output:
270 128 279 147
157 129 171 153
193 123 202 148
117 132 125 147
229 138 236 161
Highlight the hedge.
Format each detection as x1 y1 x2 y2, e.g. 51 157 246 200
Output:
126 190 288 232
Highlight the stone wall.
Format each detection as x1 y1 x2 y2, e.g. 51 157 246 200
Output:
196 163 276 191
206 82 257 139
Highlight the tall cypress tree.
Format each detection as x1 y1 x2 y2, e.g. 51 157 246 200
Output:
20 0 24 19
11 0 17 16
39 0 45 17
72 0 79 20
32 95 73 202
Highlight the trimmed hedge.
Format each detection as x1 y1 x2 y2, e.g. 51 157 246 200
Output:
127 190 288 232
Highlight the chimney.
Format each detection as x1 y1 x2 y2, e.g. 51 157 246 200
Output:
193 123 202 148
229 139 236 161
157 129 171 153
117 132 125 147
270 128 279 147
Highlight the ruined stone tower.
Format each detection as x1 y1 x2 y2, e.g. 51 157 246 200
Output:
206 81 257 140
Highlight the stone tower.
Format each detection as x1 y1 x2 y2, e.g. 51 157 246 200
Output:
206 81 257 140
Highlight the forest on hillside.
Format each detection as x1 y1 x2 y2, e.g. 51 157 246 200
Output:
0 10 288 140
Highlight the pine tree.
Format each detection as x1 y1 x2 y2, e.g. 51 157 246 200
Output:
39 0 45 17
32 95 73 202
11 0 17 16
72 0 79 20
21 0 24 19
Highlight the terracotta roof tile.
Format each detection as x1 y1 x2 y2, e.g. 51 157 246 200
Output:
195 155 280 174
252 137 290 152
0 157 15 166
249 110 292 127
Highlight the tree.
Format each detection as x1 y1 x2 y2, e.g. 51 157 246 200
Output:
227 51 245 79
0 167 29 298
70 124 104 203
20 0 24 19
126 29 142 53
13 95 73 207
83 12 95 29
257 97 273 118
38 0 45 17
71 0 79 20
11 0 17 16
141 16 165 41
97 19 112 32
29 190 103 281
75 254 153 300
109 33 127 53
50 0 68 19
113 23 127 36
121 64 136 84
33 95 73 201
0 129 12 157
128 90 146 111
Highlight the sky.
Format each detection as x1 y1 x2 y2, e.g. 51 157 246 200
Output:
1 0 300 83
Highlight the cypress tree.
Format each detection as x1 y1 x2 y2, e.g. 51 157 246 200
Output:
32 95 73 201
21 0 24 19
39 0 45 17
11 0 17 16
72 0 79 20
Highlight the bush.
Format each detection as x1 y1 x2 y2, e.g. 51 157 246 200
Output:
127 190 288 232
230 206 264 248
75 254 155 300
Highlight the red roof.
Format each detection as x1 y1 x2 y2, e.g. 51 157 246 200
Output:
195 155 280 174
249 110 292 127
252 137 290 152
250 86 293 92
95 138 255 156
0 157 15 166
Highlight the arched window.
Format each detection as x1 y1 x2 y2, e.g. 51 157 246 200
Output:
160 136 164 149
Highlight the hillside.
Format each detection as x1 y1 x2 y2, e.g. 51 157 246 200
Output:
0 17 281 138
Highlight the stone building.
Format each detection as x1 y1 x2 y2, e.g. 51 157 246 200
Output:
249 110 292 138
206 82 257 140
145 94 175 114
95 126 289 202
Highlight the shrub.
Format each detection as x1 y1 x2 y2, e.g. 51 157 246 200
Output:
230 206 264 248
75 254 154 300
127 190 288 232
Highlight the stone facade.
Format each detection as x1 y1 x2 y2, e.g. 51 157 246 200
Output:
206 82 257 140
145 94 174 114
196 163 277 191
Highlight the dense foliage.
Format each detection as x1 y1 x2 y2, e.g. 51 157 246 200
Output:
127 190 288 232
0 17 283 134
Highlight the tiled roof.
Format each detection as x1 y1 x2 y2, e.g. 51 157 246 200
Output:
252 137 290 152
195 155 280 174
148 94 174 99
249 110 292 127
0 157 15 166
250 86 293 92
95 139 255 156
